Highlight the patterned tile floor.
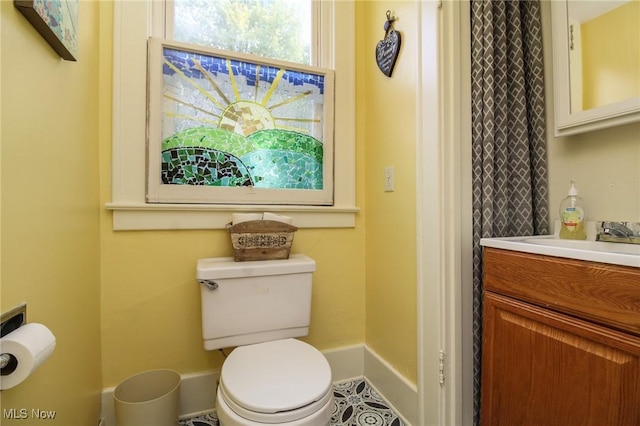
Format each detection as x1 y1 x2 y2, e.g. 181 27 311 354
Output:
179 379 405 426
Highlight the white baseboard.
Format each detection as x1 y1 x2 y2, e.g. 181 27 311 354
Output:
177 370 220 418
100 344 416 426
322 343 365 382
364 346 418 426
101 386 115 426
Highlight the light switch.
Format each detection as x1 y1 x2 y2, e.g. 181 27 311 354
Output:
384 166 395 192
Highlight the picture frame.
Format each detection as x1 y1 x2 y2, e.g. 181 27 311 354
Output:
14 0 78 61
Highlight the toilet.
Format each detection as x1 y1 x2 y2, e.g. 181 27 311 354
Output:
196 254 333 426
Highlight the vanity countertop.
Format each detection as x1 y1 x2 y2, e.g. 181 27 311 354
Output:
480 235 640 268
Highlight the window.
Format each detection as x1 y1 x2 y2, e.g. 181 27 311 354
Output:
108 0 357 230
171 0 312 65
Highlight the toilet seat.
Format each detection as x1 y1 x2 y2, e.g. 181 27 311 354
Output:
216 387 333 426
219 338 332 423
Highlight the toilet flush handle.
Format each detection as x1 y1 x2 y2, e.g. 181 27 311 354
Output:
198 279 219 291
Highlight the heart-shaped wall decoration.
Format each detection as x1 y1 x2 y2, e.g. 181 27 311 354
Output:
376 29 401 78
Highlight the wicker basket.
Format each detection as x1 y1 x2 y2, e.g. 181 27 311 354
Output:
227 220 298 262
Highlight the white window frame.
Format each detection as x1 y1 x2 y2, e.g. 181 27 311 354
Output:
107 0 358 230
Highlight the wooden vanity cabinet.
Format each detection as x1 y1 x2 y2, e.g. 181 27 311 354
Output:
481 248 640 426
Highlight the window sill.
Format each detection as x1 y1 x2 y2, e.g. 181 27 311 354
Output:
106 202 359 230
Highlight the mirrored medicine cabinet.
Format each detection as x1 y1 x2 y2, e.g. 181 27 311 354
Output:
550 0 640 137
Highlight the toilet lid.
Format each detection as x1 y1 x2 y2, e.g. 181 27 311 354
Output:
220 339 332 416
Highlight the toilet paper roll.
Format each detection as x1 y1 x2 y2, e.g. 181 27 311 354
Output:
0 323 56 390
231 213 263 225
262 212 293 224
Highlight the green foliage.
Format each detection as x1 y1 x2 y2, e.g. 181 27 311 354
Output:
173 0 310 65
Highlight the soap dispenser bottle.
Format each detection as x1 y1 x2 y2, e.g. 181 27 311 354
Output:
559 180 586 240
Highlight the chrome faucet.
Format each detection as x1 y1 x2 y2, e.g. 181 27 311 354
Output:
596 221 640 244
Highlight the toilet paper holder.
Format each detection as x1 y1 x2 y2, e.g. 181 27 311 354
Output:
0 353 15 370
0 303 27 370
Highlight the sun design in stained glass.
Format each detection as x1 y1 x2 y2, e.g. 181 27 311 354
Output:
159 46 326 190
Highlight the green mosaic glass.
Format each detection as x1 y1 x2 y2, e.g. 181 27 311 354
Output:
161 128 322 189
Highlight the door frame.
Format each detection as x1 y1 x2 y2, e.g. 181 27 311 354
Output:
416 1 473 425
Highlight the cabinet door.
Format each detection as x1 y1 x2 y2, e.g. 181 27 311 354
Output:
481 292 640 426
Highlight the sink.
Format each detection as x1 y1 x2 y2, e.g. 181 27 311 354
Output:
521 238 640 255
480 235 640 268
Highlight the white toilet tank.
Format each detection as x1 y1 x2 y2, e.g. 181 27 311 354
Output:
196 254 316 350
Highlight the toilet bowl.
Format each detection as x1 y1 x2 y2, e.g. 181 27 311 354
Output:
216 339 333 426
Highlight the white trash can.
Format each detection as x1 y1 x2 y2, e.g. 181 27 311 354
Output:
114 369 181 426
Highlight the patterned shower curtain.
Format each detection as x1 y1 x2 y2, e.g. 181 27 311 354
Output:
470 0 549 424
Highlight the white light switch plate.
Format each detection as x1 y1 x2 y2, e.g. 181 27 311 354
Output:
384 166 395 192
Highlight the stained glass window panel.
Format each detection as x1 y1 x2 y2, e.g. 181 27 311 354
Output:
146 38 335 205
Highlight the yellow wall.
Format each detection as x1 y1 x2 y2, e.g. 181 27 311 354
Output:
358 1 418 383
581 0 640 109
0 1 102 424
